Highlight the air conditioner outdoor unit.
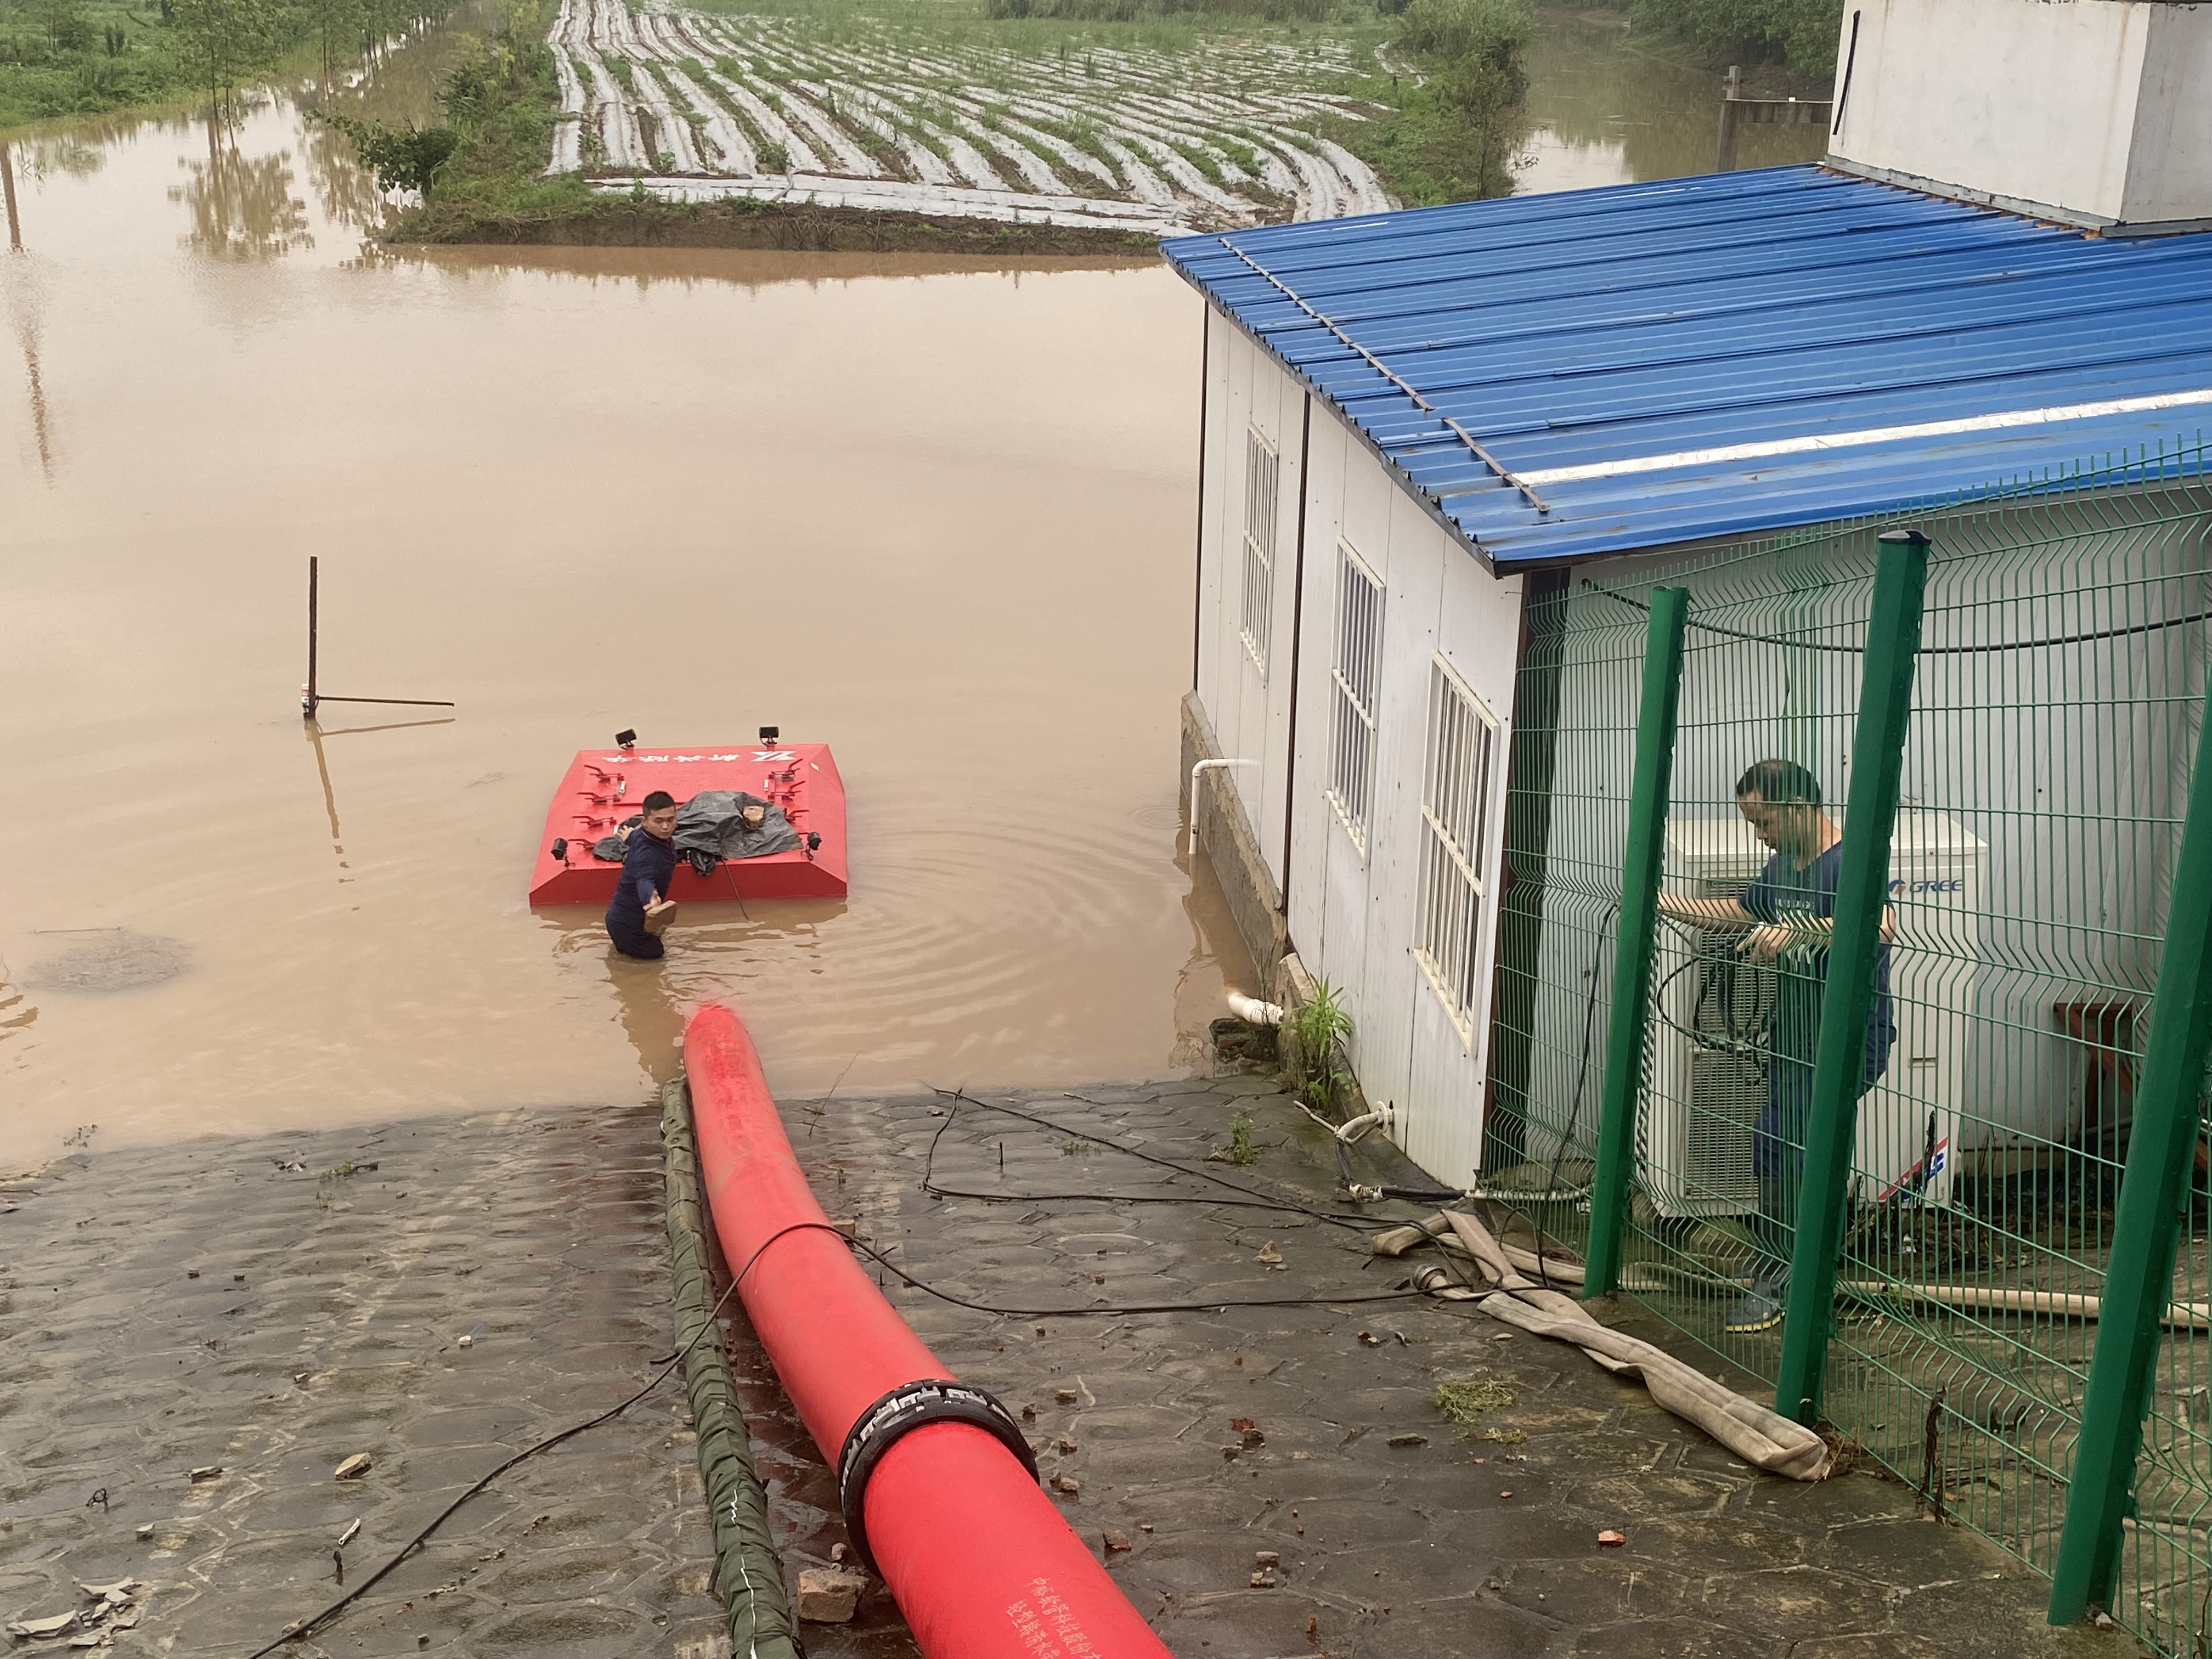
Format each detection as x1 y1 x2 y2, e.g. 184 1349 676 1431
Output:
1641 812 1985 1221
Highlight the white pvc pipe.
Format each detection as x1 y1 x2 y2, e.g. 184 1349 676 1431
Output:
1225 992 1284 1026
1335 1104 1395 1144
1187 758 1257 857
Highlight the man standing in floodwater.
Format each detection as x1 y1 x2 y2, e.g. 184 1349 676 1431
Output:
1656 758 1895 1335
606 791 679 961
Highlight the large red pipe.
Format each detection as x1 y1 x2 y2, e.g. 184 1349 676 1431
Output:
684 1002 1174 1659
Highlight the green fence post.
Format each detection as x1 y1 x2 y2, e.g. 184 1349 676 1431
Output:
1584 585 1689 1298
2048 679 2212 1623
1774 528 1929 1424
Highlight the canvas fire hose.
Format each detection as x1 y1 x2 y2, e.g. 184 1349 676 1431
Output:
682 1002 1173 1659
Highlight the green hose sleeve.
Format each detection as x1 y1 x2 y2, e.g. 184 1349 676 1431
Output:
663 1081 804 1659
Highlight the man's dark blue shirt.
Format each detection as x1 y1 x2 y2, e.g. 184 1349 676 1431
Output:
1741 840 1897 1090
607 827 676 934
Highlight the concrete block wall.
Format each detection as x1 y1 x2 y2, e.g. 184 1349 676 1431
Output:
1827 0 2212 230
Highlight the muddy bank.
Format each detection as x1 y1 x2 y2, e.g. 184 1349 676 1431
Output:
381 241 1155 284
391 195 1161 253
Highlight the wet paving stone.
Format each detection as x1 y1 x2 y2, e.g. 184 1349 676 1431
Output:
777 1080 2142 1659
0 1107 707 1658
0 1081 2149 1659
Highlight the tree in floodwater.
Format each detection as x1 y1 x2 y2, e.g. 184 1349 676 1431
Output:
170 0 281 114
1389 0 1534 201
322 112 457 196
298 0 366 83
313 33 524 201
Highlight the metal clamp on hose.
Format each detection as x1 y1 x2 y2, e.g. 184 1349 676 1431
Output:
836 1379 1039 1573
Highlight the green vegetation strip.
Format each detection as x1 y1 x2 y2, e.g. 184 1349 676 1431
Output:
662 1079 802 1659
0 0 462 136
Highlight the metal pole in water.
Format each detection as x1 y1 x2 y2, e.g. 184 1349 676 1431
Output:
1713 65 1743 173
1 141 20 251
304 556 319 718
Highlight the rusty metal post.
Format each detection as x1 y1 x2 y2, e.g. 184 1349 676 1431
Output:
1713 65 1743 172
1 142 20 251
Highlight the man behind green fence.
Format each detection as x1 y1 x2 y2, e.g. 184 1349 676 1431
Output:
1658 759 1897 1334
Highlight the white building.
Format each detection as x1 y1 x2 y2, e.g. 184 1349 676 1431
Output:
1165 0 2212 1190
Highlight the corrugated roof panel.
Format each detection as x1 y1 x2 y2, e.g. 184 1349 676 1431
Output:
1161 166 2212 566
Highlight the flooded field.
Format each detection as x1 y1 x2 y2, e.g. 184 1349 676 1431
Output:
552 0 1390 229
542 1 1820 228
0 10 1822 1163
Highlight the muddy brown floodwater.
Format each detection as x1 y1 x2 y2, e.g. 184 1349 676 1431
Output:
0 9 1821 1164
0 100 1244 1161
1517 10 1828 192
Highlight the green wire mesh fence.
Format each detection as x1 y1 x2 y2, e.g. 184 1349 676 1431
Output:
1481 437 2212 1656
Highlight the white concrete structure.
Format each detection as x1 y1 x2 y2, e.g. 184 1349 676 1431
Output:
1827 0 2212 232
1188 314 1525 1186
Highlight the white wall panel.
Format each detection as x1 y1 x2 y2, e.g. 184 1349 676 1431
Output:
1192 320 1306 897
1202 370 1528 1191
1406 539 1525 1183
1289 418 1349 980
1347 492 1447 1144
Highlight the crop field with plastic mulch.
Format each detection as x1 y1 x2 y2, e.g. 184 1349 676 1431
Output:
543 0 1394 232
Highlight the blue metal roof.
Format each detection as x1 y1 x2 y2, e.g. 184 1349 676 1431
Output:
1160 166 2212 565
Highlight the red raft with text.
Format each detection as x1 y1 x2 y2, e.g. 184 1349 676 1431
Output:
526 743 847 904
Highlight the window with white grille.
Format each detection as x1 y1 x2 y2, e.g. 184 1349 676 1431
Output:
1415 657 1501 1039
1239 429 1279 675
1327 542 1383 851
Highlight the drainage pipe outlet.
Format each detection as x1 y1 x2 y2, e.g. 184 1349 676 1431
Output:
684 1002 1174 1659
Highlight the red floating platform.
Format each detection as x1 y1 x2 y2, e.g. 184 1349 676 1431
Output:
527 743 848 905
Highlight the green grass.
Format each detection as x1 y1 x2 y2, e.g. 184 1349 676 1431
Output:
1 0 213 131
1324 76 1522 206
1630 0 1838 75
1433 1373 1519 1436
393 0 594 229
681 0 1387 58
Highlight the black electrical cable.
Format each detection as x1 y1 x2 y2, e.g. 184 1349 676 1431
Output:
1583 579 2212 656
927 1088 1389 1233
841 1224 1433 1317
721 861 754 921
235 1219 826 1659
245 1098 1459 1656
1327 1130 1466 1205
1522 902 1617 1288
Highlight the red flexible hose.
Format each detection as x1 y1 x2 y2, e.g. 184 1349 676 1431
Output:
684 1002 1173 1659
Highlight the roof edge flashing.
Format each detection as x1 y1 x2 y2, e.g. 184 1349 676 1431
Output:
1159 249 1508 576
1824 156 2212 239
